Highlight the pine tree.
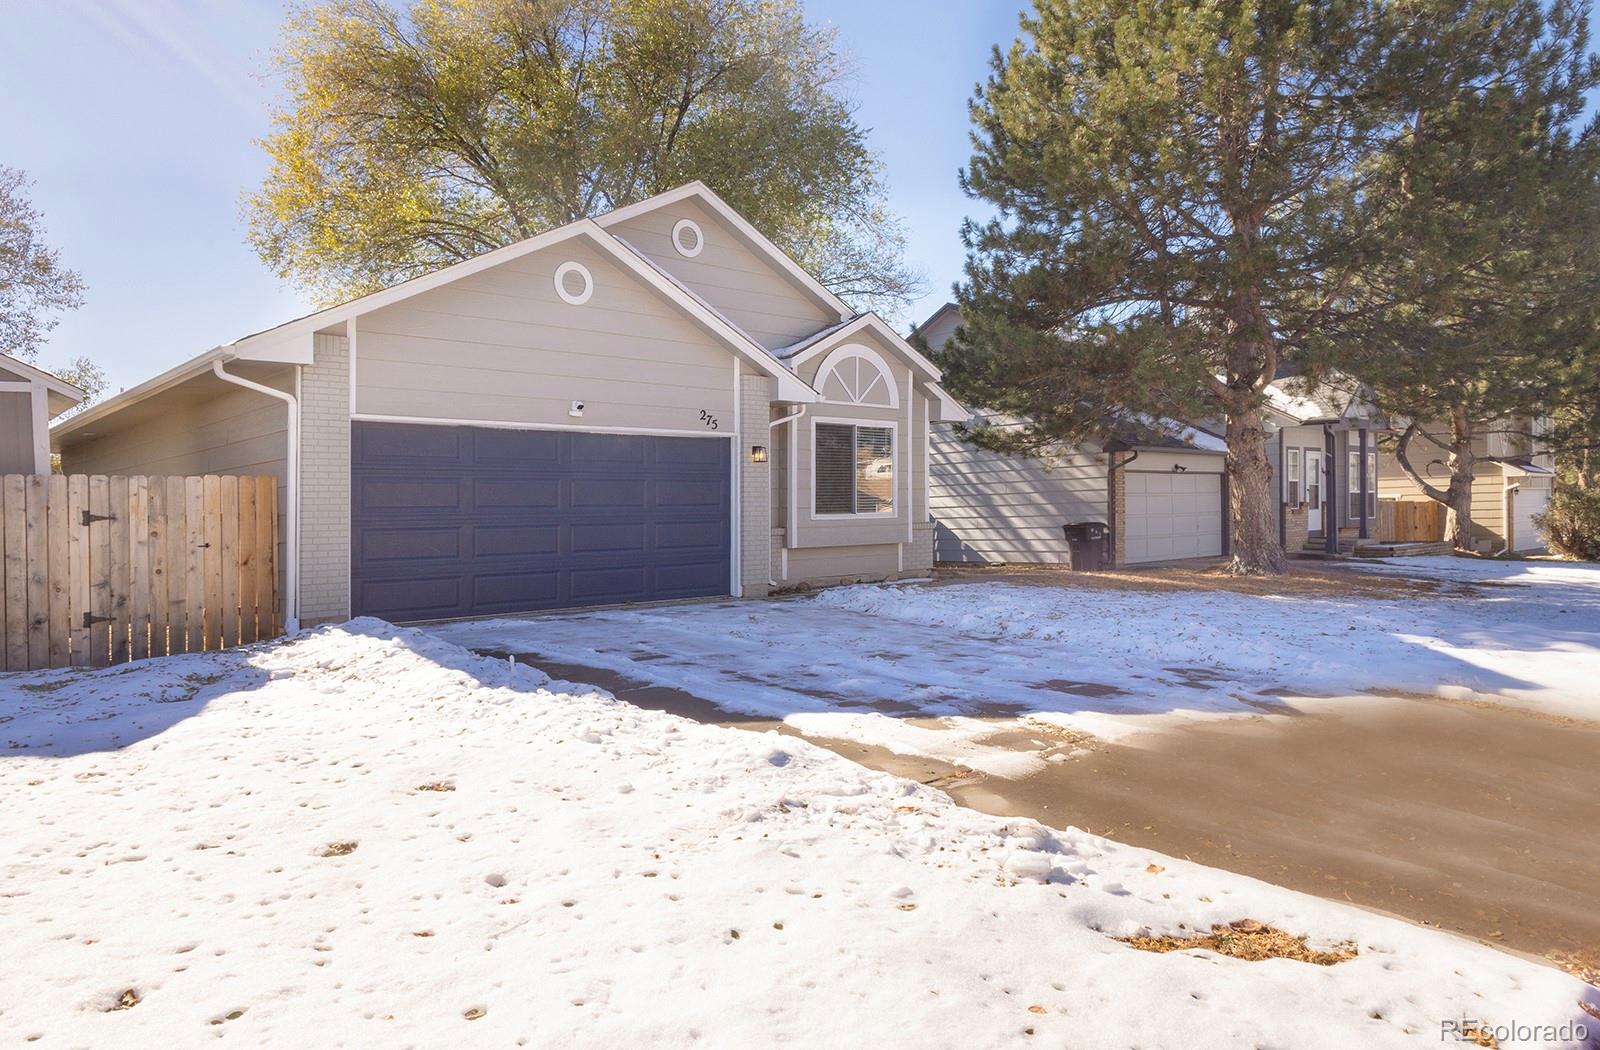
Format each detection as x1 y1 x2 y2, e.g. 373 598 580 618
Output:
1344 0 1600 552
951 0 1395 575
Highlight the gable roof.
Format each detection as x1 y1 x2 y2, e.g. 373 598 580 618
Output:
55 199 835 441
596 181 854 322
776 312 968 421
0 352 86 417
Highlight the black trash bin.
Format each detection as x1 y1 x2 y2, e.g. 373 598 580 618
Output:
1061 521 1112 571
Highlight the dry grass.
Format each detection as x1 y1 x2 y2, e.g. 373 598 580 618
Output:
937 562 1452 600
1552 949 1600 987
415 782 456 792
1118 919 1357 966
107 989 140 1012
319 841 358 857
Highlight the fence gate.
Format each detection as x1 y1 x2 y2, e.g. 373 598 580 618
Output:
0 474 279 671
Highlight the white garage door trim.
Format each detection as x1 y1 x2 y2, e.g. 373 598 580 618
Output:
1124 470 1225 564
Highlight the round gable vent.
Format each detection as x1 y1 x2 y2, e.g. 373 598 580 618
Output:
554 261 593 305
672 219 704 258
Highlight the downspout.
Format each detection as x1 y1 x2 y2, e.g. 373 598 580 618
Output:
1106 446 1140 569
1277 428 1286 549
213 358 300 631
1357 427 1370 540
767 405 807 587
1496 481 1520 557
1323 425 1337 555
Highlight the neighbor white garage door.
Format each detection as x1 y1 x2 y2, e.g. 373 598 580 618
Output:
1124 471 1224 564
1510 479 1551 552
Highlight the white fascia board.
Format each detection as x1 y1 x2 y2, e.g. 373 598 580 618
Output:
232 328 315 365
595 181 854 322
786 313 944 383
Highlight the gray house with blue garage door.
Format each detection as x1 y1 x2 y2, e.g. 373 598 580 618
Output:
53 183 966 627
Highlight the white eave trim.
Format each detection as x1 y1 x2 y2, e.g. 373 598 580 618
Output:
595 181 854 322
0 352 87 411
784 313 944 381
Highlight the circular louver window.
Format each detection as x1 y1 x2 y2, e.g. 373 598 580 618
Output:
672 219 704 258
554 261 593 305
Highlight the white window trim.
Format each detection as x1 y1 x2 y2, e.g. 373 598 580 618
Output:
807 415 899 521
672 218 705 258
811 343 900 409
554 261 593 305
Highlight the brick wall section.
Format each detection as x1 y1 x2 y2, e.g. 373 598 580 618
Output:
770 527 787 584
298 333 351 625
1108 451 1128 566
739 371 772 598
906 523 934 574
1283 502 1310 552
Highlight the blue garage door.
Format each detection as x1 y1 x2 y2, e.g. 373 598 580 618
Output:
351 422 731 621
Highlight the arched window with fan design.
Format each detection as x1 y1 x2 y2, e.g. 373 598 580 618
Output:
812 345 900 409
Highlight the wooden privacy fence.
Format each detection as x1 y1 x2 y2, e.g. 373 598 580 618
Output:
1377 498 1447 543
0 475 279 672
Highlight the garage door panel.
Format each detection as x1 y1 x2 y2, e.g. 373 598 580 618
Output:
473 478 561 511
571 432 649 465
472 427 559 463
569 478 648 509
570 522 648 554
359 526 462 562
472 524 560 558
357 422 465 464
472 570 561 611
357 478 464 512
656 521 727 551
352 422 731 620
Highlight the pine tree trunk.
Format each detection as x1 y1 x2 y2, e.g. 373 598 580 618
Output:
1443 409 1476 552
1225 408 1287 575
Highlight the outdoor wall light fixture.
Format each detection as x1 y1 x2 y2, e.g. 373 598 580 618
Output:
1172 464 1188 472
751 445 768 463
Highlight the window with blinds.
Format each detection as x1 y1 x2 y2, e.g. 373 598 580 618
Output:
814 423 894 515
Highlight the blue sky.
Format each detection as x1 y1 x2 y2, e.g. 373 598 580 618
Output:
0 0 1016 393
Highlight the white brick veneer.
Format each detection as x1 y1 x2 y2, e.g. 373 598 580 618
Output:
907 522 935 574
739 371 772 597
298 334 351 624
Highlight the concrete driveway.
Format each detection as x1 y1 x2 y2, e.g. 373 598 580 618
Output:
429 559 1600 983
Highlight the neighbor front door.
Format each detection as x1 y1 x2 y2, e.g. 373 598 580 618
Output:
1305 450 1323 532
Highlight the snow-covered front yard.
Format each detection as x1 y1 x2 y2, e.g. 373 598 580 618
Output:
1 620 1596 1047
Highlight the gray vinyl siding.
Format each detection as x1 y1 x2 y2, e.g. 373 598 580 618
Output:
786 328 918 549
929 422 1107 564
0 391 34 473
605 198 838 350
784 542 901 585
354 238 737 434
1378 448 1508 548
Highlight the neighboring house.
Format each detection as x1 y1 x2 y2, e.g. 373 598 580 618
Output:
1376 415 1553 553
914 304 1385 565
0 354 85 475
53 183 965 627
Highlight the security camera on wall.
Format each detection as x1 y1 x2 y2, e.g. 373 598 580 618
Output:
570 400 585 417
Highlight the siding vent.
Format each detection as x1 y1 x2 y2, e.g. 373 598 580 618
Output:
672 219 704 257
554 261 593 305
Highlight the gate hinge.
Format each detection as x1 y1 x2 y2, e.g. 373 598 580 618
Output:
81 510 116 526
82 612 115 627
